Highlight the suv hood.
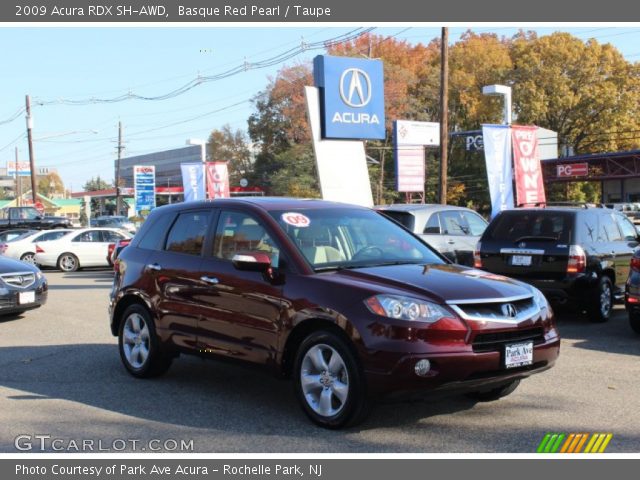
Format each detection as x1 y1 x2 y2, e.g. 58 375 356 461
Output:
332 263 533 303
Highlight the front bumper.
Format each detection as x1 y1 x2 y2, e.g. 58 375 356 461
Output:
363 330 560 396
0 280 48 315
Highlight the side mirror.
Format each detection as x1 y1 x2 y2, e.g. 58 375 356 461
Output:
232 252 272 272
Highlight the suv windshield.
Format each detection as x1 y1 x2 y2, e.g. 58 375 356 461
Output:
270 208 445 271
487 210 573 244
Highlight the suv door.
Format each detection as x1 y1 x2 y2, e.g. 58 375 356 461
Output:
612 212 638 289
149 209 214 350
419 213 452 260
198 209 285 365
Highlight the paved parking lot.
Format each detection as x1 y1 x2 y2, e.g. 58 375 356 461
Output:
0 270 638 453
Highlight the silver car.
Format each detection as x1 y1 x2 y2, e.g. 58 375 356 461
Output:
376 204 488 266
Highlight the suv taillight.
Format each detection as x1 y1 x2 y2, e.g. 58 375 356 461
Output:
473 241 482 268
567 245 586 274
631 256 640 272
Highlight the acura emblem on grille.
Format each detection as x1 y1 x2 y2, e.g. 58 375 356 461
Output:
501 303 517 318
518 241 526 248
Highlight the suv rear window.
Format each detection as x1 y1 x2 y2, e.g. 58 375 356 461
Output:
486 211 573 244
378 211 415 231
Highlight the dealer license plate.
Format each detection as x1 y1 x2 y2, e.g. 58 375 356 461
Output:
505 341 534 369
511 255 532 266
18 291 35 304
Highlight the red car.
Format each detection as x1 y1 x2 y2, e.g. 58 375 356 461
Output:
109 198 560 428
107 238 132 268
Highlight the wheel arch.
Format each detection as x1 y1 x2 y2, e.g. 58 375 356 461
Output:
110 292 154 337
279 315 363 379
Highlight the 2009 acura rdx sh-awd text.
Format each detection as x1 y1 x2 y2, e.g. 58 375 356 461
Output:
109 198 560 428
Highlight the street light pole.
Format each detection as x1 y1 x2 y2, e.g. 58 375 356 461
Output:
25 95 38 204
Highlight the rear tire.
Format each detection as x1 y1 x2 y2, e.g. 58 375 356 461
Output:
20 252 36 265
293 330 369 429
466 379 520 402
118 304 172 378
588 276 613 323
629 310 640 334
57 253 79 272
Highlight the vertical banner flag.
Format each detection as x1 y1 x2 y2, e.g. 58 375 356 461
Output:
512 125 547 207
482 125 514 218
180 163 205 202
134 165 156 216
393 120 439 193
206 162 230 199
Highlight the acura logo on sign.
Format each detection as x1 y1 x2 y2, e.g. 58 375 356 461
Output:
339 68 372 108
501 303 517 318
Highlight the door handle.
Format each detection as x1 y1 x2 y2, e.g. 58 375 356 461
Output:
447 240 455 245
146 263 162 271
201 276 219 285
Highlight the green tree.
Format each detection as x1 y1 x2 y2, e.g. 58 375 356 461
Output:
207 125 254 186
83 175 112 191
269 145 320 198
37 172 65 198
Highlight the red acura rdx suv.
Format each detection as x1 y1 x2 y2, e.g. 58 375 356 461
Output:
109 198 559 428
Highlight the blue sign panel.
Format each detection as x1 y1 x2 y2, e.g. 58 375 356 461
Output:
313 55 385 140
134 165 156 216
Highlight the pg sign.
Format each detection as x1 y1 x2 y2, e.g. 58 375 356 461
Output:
313 55 385 140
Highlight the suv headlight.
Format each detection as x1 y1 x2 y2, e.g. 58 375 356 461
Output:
365 294 450 323
531 287 549 311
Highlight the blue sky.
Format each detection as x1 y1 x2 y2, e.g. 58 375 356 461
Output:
1 26 639 191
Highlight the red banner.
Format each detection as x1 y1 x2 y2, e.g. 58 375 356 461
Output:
206 162 230 199
512 126 546 207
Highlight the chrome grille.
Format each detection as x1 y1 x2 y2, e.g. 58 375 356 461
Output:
0 272 36 289
447 294 540 324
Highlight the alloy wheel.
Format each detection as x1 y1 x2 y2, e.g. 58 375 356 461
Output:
122 312 151 369
300 344 349 418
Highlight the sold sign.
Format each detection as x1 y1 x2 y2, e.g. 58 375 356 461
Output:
281 212 311 228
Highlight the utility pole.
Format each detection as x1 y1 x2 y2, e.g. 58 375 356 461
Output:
14 147 21 207
115 121 124 215
439 27 449 205
25 95 38 204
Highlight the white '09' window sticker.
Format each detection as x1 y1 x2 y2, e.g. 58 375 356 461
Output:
281 212 311 228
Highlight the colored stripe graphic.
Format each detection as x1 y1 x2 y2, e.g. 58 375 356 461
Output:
537 433 612 453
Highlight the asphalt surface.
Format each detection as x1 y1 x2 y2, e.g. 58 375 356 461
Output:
0 270 639 453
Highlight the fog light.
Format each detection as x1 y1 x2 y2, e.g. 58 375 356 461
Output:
414 359 431 377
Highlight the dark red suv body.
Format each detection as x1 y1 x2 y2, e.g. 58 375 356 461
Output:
109 198 560 428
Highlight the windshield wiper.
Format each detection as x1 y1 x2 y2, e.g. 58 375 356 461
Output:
513 235 558 243
315 261 422 272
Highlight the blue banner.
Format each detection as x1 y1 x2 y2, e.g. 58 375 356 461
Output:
181 163 205 202
313 55 385 140
482 125 514 218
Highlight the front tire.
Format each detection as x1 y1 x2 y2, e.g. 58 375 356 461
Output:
118 304 172 378
467 379 520 402
293 330 369 429
588 276 613 323
57 253 79 272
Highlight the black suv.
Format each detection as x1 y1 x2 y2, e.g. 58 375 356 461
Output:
475 206 639 322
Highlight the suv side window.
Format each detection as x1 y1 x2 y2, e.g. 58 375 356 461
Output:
461 211 487 236
438 211 468 236
423 214 441 234
213 211 279 266
577 212 598 243
600 213 623 242
615 213 637 240
138 212 176 251
165 210 211 256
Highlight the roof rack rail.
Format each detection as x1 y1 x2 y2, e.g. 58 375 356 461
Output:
544 201 605 209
